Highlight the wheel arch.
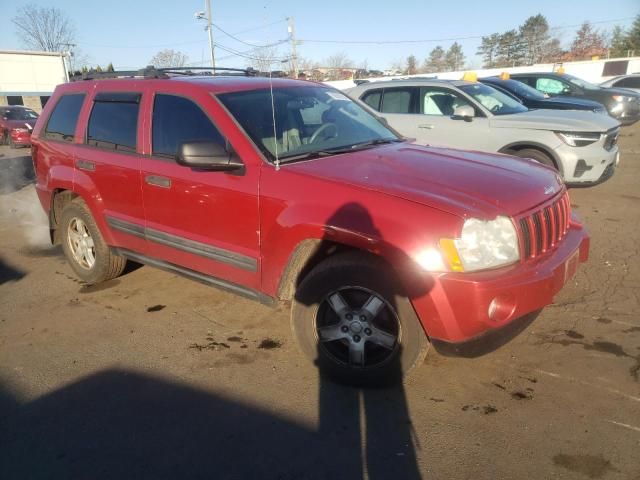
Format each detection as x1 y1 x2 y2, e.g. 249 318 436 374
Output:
499 141 564 176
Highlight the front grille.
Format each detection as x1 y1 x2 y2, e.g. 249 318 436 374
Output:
604 128 620 151
518 192 570 260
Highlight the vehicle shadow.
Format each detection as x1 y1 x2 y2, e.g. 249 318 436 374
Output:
0 152 35 194
295 203 435 479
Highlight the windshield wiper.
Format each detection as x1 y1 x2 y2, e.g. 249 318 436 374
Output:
277 138 403 164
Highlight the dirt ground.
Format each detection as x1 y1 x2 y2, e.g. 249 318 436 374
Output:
0 126 639 480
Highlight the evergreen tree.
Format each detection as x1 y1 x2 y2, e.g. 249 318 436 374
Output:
444 42 465 71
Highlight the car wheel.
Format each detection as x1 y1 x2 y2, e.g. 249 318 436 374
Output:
291 251 429 386
60 198 127 284
513 148 556 169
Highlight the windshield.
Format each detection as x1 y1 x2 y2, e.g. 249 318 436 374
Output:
459 83 528 115
218 86 400 163
5 108 38 120
496 79 547 101
565 74 601 91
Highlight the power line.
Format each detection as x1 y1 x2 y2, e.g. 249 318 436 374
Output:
212 23 287 49
298 17 636 45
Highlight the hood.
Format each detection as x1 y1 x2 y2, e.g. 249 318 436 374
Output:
490 108 619 132
4 119 36 131
286 142 563 219
543 96 604 110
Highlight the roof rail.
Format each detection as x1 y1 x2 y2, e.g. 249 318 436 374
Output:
70 66 261 82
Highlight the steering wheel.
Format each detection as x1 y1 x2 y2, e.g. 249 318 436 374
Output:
309 123 337 144
490 104 501 113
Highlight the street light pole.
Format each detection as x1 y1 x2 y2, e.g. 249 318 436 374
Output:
205 0 215 73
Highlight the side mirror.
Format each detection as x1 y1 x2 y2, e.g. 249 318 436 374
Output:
176 141 244 172
452 105 475 121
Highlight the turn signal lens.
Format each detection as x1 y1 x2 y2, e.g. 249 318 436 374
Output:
439 239 464 272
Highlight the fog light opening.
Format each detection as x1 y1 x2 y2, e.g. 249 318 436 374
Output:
487 294 517 323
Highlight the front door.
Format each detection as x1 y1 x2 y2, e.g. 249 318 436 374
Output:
140 92 261 290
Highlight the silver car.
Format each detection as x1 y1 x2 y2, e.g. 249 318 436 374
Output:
347 79 621 185
600 74 640 94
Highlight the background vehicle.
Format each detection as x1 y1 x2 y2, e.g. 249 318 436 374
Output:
600 74 640 93
31 70 589 385
480 76 607 114
347 79 620 185
0 105 38 147
510 72 640 125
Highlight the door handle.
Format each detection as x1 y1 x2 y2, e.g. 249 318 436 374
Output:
145 175 171 188
76 159 95 171
418 124 435 129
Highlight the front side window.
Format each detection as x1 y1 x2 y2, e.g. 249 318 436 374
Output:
535 78 568 95
218 86 399 163
614 77 640 89
87 93 140 151
459 84 528 115
152 94 225 157
45 94 85 142
419 87 474 116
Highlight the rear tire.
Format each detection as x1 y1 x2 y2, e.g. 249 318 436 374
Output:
60 198 126 284
512 148 556 169
291 252 429 386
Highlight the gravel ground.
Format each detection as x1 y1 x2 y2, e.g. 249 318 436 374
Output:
0 126 639 480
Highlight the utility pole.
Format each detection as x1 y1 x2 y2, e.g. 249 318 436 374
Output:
287 17 298 79
206 0 215 73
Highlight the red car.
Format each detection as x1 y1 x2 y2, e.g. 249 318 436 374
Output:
0 106 39 147
31 70 589 384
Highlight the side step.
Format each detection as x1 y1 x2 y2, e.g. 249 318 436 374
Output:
115 248 275 306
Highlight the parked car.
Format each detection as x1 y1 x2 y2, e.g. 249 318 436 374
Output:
510 72 640 125
347 79 620 186
480 75 607 114
0 105 39 147
32 71 589 384
600 74 640 93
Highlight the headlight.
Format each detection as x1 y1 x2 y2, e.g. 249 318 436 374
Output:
436 216 519 272
555 131 601 147
11 127 29 133
612 95 633 102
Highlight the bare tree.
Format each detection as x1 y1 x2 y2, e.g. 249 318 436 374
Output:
569 22 608 60
246 46 284 73
12 4 76 52
149 49 189 68
325 52 353 69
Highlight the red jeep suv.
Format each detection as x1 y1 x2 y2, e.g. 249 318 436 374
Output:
31 70 589 384
1 105 39 147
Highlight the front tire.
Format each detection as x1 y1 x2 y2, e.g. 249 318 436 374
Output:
291 252 429 386
60 199 126 284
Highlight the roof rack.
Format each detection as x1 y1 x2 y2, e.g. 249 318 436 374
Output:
70 66 260 82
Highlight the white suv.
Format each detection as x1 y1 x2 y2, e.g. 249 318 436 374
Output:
347 79 621 186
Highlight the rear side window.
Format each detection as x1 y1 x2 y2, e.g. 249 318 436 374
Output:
152 94 225 157
45 94 85 142
87 92 140 152
361 90 382 111
381 88 414 114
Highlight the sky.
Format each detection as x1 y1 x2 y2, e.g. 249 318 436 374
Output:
0 0 638 71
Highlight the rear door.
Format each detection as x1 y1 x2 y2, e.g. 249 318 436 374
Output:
139 90 261 290
73 86 147 254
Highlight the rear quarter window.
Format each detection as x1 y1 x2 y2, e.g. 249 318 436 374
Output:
44 94 86 142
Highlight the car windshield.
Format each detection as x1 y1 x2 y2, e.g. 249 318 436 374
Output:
217 86 400 163
496 79 547 101
565 74 601 91
5 109 38 120
459 83 528 115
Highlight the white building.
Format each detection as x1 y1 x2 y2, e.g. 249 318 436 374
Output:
0 50 68 112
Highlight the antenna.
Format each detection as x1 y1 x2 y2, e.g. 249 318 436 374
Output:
269 69 279 170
